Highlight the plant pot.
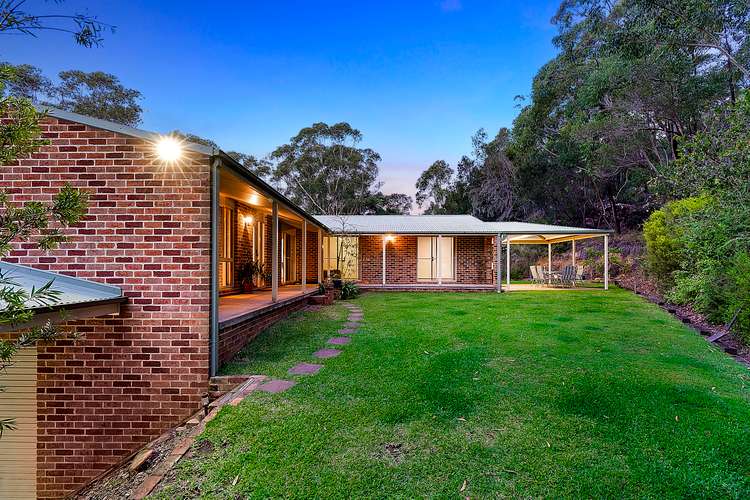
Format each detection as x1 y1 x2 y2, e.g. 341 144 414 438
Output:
241 281 255 293
332 279 342 289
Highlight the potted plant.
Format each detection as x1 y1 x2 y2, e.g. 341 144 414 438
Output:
238 259 266 293
330 269 343 289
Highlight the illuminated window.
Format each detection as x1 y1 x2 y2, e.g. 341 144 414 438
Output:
323 236 358 280
219 205 234 289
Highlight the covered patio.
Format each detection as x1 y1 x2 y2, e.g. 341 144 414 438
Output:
219 284 319 325
493 222 612 292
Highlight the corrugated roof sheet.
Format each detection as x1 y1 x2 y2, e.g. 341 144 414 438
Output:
313 215 610 235
0 262 124 310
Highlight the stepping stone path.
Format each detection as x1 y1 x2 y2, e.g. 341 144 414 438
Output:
258 379 296 393
343 321 361 329
313 348 342 359
338 328 358 335
288 363 323 375
327 336 351 345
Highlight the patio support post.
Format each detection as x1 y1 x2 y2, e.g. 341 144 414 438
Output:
302 220 307 290
317 229 322 284
437 234 442 285
604 234 609 290
572 240 576 266
382 236 386 286
495 233 503 293
506 238 511 287
271 201 279 302
547 243 552 285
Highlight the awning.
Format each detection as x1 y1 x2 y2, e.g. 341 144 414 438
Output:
0 262 126 332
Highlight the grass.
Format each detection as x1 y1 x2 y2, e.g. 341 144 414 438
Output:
156 289 750 499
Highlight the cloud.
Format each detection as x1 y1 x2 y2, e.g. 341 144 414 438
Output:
439 0 462 12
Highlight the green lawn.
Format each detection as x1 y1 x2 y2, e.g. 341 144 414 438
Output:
157 289 750 499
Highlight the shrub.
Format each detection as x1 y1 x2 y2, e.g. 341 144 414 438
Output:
643 196 709 288
340 280 360 300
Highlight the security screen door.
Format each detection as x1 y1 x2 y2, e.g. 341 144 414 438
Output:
417 236 454 281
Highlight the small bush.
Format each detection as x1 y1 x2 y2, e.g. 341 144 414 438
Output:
340 281 360 300
643 196 709 288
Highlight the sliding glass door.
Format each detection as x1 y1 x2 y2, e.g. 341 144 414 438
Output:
417 236 454 281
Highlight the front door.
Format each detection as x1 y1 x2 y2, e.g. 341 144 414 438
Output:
417 237 454 281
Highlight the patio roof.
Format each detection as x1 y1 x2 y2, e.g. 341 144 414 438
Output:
313 214 610 241
0 261 126 331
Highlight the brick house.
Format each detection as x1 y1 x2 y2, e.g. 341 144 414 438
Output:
0 108 610 498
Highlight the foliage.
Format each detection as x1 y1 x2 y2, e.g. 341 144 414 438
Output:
339 280 360 300
643 196 710 287
271 122 411 215
165 291 750 498
0 0 113 47
415 129 514 220
1 63 143 126
238 259 268 287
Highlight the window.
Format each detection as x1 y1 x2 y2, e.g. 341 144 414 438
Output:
417 236 454 281
323 236 358 280
219 205 234 289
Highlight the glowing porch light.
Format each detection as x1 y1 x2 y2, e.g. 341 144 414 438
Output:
155 136 183 163
243 215 254 226
385 234 395 242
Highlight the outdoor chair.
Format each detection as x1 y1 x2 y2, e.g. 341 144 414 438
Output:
576 265 585 281
559 265 577 287
530 265 542 284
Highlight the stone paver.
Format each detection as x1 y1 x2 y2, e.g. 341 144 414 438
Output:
348 315 363 321
338 328 359 335
313 348 342 359
327 336 351 345
258 379 297 393
344 321 361 328
288 363 323 375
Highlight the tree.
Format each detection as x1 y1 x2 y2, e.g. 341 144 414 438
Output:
52 70 143 126
0 0 113 47
363 192 413 215
1 63 143 126
271 122 382 214
0 0 105 438
415 160 455 213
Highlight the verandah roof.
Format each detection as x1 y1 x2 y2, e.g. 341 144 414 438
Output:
313 215 611 242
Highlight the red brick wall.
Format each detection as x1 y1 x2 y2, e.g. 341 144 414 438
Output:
218 296 310 365
358 235 495 285
456 236 495 284
305 231 319 283
1 116 211 498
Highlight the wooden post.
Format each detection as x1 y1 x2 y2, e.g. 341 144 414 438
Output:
496 233 503 293
437 235 442 285
301 220 307 290
506 238 511 287
382 236 386 286
547 242 552 285
271 201 278 302
604 234 609 290
572 240 576 267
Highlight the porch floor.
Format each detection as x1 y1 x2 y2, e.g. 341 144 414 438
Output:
219 284 319 325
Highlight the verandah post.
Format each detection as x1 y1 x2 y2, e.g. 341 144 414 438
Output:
437 234 442 285
547 242 552 285
604 234 609 290
382 235 387 286
496 233 503 293
302 220 307 290
272 201 279 302
506 238 511 287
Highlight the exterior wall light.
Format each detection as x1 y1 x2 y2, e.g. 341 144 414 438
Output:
385 234 395 242
155 136 183 163
243 215 254 226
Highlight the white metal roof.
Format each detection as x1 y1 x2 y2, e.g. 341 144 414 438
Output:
314 214 610 238
0 261 124 310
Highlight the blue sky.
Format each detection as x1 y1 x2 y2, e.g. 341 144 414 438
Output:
5 0 560 199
